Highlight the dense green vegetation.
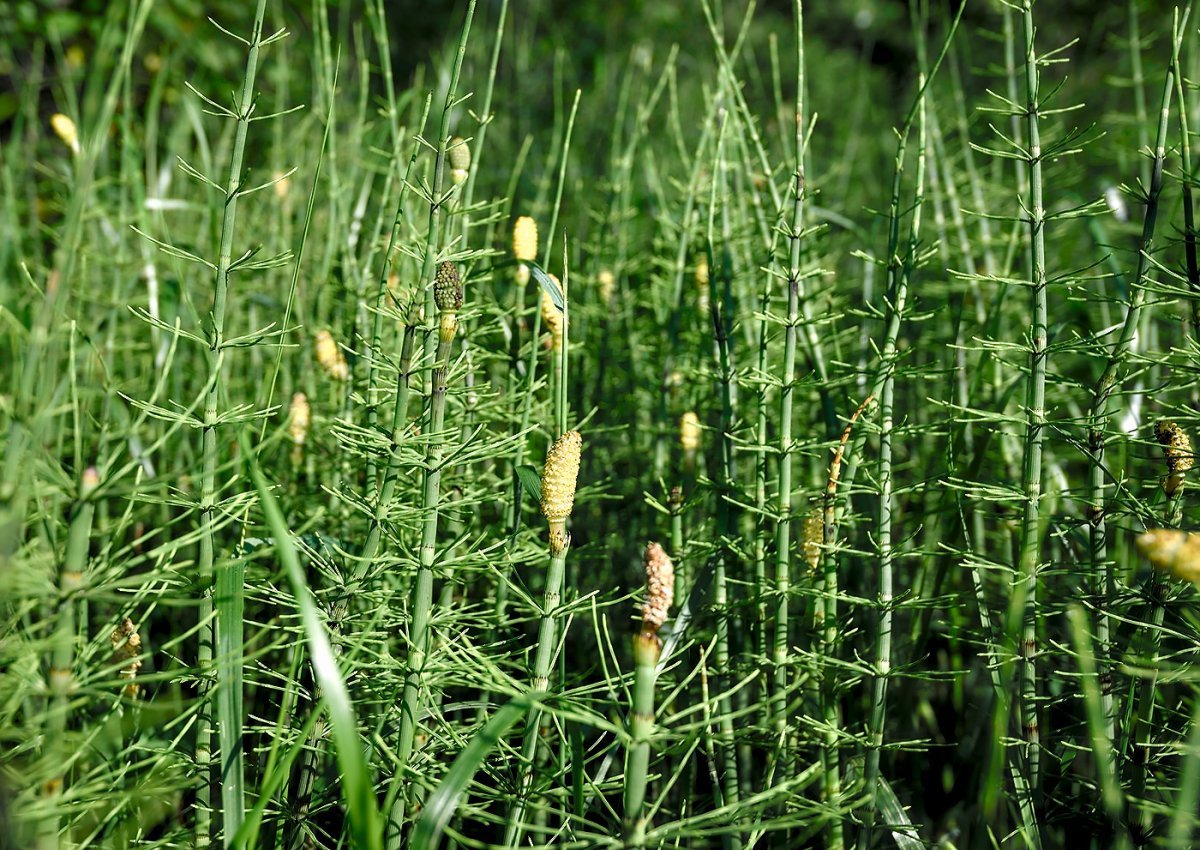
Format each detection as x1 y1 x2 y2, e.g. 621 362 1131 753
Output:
7 0 1200 847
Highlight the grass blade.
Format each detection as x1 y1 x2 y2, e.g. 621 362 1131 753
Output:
411 692 544 850
243 429 382 850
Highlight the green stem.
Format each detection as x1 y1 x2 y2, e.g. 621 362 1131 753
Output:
1128 488 1185 834
197 3 269 842
1087 0 1183 769
361 95 431 505
1004 1 1048 820
706 108 743 850
504 546 568 847
387 327 456 846
41 469 98 850
1167 693 1200 848
623 634 661 847
1174 4 1200 342
772 0 805 781
859 67 927 850
358 322 419 579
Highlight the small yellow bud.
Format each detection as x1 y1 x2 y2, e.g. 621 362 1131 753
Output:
680 411 702 453
540 284 565 352
81 466 101 495
1137 529 1200 584
448 136 470 186
315 330 349 381
540 430 583 526
598 269 616 306
448 136 471 172
513 216 539 263
273 170 291 200
288 393 311 446
51 113 80 155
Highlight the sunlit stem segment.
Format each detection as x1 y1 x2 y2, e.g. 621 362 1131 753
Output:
623 632 662 847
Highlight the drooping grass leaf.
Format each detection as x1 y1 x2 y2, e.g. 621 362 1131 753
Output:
528 261 563 313
410 692 544 850
515 463 542 503
242 429 382 850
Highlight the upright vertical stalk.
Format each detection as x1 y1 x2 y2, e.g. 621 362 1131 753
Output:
41 467 98 850
706 108 742 850
771 0 805 775
623 543 673 847
1129 0 1151 190
1006 0 1049 811
1167 694 1200 848
1128 422 1190 835
387 263 464 847
414 1 475 429
1175 10 1200 341
504 426 582 848
381 10 476 840
859 68 927 850
623 637 659 848
1086 3 1183 757
195 3 269 842
505 247 577 846
357 95 432 580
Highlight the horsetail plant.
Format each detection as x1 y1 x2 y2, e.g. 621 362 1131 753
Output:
359 89 431 507
1085 8 1187 754
389 260 465 845
189 1 273 840
41 465 99 848
859 65 928 850
355 94 432 587
704 106 744 848
1127 420 1194 832
623 542 674 847
505 426 583 847
16 3 1200 849
1008 0 1051 813
771 0 806 781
